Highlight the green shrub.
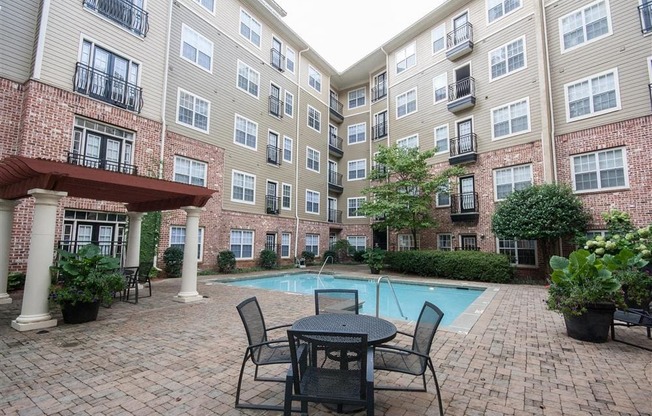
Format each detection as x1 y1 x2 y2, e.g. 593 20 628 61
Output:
351 249 366 263
323 250 339 263
217 250 236 273
384 250 513 283
163 246 184 278
259 249 278 269
301 250 316 266
8 272 26 291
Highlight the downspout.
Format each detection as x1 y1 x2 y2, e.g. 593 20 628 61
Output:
32 0 52 80
294 47 310 260
541 0 557 183
380 46 390 250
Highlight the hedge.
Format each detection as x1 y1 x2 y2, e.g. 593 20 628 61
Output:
384 250 514 283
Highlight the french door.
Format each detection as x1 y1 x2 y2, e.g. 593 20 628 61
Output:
459 176 476 213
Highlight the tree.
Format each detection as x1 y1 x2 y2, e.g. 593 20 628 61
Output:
359 145 465 247
491 183 590 273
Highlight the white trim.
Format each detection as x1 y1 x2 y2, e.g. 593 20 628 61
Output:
180 24 214 73
395 41 417 75
285 46 296 74
647 56 652 82
488 35 527 82
431 24 446 55
437 233 453 251
432 73 448 104
176 88 211 133
493 163 533 201
558 0 613 54
395 87 418 119
284 90 294 118
169 226 205 262
283 136 293 163
563 67 621 123
434 123 449 155
347 197 366 219
236 60 260 99
280 232 292 258
307 105 321 132
435 181 451 208
486 0 523 26
193 0 215 14
347 122 367 145
497 238 538 267
396 134 419 149
230 229 255 260
305 189 320 215
305 233 320 256
308 65 322 92
306 146 320 173
347 159 367 182
239 7 262 48
281 183 292 210
570 147 629 193
490 96 531 140
233 114 258 150
173 155 208 187
348 87 366 109
231 169 256 205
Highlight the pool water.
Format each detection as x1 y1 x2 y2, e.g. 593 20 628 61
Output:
221 273 484 325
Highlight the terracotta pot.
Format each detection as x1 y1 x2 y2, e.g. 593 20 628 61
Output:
563 303 615 343
61 300 100 324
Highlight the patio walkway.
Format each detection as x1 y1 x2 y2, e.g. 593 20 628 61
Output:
1 265 651 415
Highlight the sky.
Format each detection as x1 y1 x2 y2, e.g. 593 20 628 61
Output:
278 0 445 71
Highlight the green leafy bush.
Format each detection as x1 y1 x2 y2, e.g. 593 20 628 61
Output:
584 224 652 259
301 250 316 266
217 250 236 273
384 250 513 283
8 272 26 291
323 250 339 263
163 246 184 278
259 249 278 269
351 250 366 263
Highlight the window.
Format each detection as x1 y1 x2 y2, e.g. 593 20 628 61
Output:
283 136 293 163
641 1 652 33
71 117 135 174
307 105 321 132
240 9 261 47
438 234 452 251
231 230 254 259
489 37 526 81
487 0 521 23
170 226 205 261
397 135 418 149
306 190 320 214
286 47 296 73
431 25 445 54
348 159 366 181
174 156 207 186
282 183 291 209
398 234 415 251
177 89 210 132
433 74 447 103
306 147 320 172
348 123 366 145
559 0 611 52
494 164 532 200
348 87 366 109
396 89 417 118
231 170 255 203
572 148 627 192
181 25 213 72
305 234 319 256
284 91 294 117
281 233 291 258
234 115 257 149
492 98 530 139
565 68 620 121
498 239 536 266
586 230 608 240
372 72 387 101
237 61 259 98
347 236 366 252
434 124 449 154
347 197 365 218
308 66 322 92
436 182 450 207
194 0 214 12
396 42 416 74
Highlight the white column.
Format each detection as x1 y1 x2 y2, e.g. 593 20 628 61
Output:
125 211 144 268
0 200 19 305
174 206 204 303
12 189 67 331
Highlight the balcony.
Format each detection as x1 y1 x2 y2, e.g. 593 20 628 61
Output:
74 63 143 113
329 134 343 158
265 195 280 215
83 0 149 37
266 145 282 166
449 133 478 165
269 96 283 118
270 48 285 71
67 151 138 175
372 121 387 140
640 1 652 34
330 96 344 123
371 82 387 102
447 77 476 113
450 192 479 223
328 209 343 224
328 170 343 193
446 22 473 60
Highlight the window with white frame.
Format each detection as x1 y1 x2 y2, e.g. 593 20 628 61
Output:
498 239 536 266
72 117 135 174
487 0 522 23
230 229 254 259
586 230 608 240
436 182 450 207
348 159 366 181
181 25 213 72
348 87 366 109
286 47 295 73
236 61 259 97
348 123 366 145
306 190 320 214
231 170 255 203
431 25 445 54
397 135 418 149
494 164 532 200
282 183 291 209
347 236 367 252
177 89 210 132
396 89 417 118
433 73 447 103
492 98 530 139
308 66 322 92
234 115 257 149
347 197 365 218
307 105 321 132
170 226 205 261
306 147 320 172
194 0 214 12
559 0 611 52
283 136 293 163
305 234 319 255
398 234 415 251
435 124 449 154
240 9 261 47
565 68 620 121
438 234 452 251
489 37 525 81
284 91 294 117
396 42 416 74
281 232 291 257
174 156 207 186
572 148 626 192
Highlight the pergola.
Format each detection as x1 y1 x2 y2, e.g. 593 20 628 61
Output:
0 156 216 331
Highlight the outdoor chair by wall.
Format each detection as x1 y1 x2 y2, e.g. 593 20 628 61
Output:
314 289 360 315
284 329 374 416
120 266 139 304
137 261 154 298
374 301 445 415
235 296 293 411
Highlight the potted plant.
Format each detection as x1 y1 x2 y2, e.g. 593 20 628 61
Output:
50 244 125 324
362 248 386 274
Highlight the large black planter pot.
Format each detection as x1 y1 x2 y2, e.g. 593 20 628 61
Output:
564 303 615 343
61 301 100 324
369 267 381 275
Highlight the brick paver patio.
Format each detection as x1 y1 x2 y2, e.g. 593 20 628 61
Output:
1 265 651 415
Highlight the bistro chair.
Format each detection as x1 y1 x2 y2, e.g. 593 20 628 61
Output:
284 329 374 416
374 301 445 415
314 289 360 315
235 297 293 411
137 261 154 298
120 266 139 304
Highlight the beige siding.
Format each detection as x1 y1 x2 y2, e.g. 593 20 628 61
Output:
0 1 39 82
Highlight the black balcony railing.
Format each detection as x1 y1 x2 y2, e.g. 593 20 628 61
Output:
640 1 652 33
451 192 479 214
448 77 475 102
447 22 473 49
266 145 282 165
449 133 477 158
269 96 283 118
74 62 143 112
270 48 285 71
329 134 343 151
57 240 126 260
83 0 149 37
265 195 280 215
330 96 344 120
371 82 387 101
372 121 387 140
328 209 342 224
67 151 138 175
328 170 343 187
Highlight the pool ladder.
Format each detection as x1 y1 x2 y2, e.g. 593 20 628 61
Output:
376 276 408 320
316 256 334 288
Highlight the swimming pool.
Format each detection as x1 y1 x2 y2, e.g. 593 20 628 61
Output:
217 273 485 326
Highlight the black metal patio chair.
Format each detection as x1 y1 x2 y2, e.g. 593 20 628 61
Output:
314 289 360 315
120 266 139 304
611 300 652 351
137 261 154 298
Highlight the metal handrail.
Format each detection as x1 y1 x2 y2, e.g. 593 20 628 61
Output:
376 276 407 320
316 256 334 288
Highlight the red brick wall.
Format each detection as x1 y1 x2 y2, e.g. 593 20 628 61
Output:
0 78 23 157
